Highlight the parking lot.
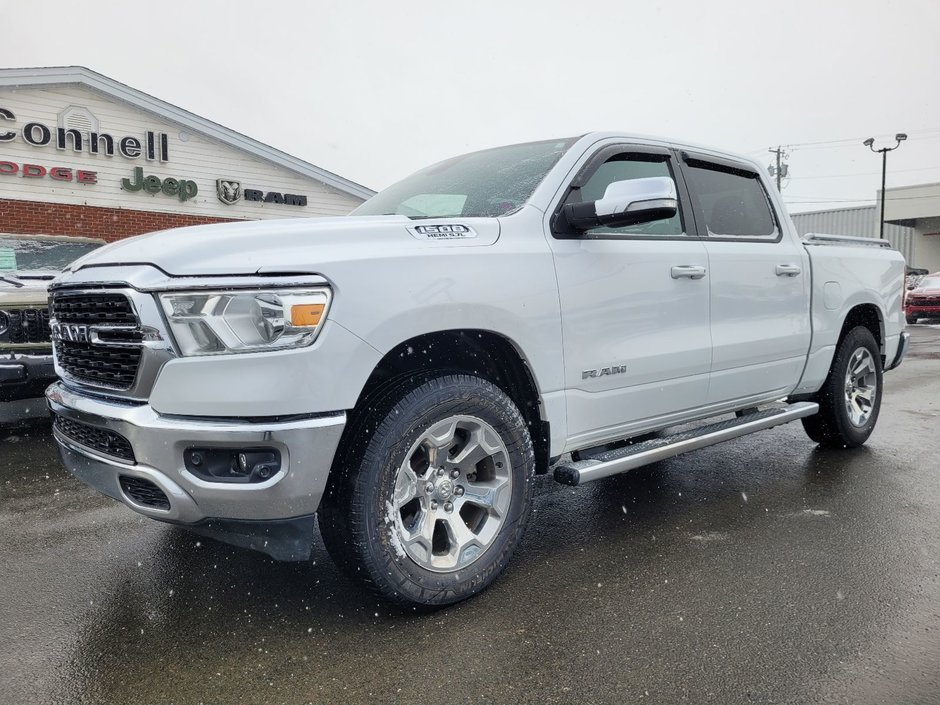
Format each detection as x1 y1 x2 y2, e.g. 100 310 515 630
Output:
1 327 938 705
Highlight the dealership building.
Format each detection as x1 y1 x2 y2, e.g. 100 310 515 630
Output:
0 66 373 244
789 205 915 263
790 186 940 274
881 182 940 272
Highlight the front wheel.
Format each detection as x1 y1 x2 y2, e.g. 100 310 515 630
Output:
319 374 535 608
906 315 918 325
801 326 883 447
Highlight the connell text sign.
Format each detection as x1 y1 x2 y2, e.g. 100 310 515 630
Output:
0 107 170 162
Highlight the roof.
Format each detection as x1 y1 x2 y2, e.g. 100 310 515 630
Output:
886 180 940 193
790 205 877 216
0 232 104 244
0 66 375 201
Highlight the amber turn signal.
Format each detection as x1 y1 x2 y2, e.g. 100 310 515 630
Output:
290 303 325 327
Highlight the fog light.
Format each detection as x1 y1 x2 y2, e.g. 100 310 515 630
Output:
184 447 281 484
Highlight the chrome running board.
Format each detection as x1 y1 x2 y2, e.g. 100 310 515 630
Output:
553 402 819 486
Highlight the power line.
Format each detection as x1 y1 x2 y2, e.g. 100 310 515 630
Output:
744 128 940 157
789 134 940 151
789 165 940 180
752 129 940 154
785 193 940 203
784 199 876 204
787 137 865 148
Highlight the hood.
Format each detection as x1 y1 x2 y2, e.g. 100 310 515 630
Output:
0 273 52 305
0 270 56 290
911 277 940 294
69 215 501 277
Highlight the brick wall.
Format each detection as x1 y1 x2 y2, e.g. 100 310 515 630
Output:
0 198 243 242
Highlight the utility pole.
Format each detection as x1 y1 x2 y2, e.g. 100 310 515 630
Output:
767 146 789 191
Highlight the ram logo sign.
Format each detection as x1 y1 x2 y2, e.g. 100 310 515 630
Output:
51 323 90 343
215 178 308 207
582 365 627 380
216 179 241 205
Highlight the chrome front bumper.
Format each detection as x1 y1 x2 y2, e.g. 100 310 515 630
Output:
46 382 346 526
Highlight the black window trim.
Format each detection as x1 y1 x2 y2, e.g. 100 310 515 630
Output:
550 143 700 241
678 150 783 244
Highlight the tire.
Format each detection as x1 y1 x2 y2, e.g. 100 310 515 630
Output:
906 315 918 325
318 374 535 608
801 326 883 447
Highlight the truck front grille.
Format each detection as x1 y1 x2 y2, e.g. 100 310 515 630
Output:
51 293 137 326
50 291 144 391
53 413 136 462
55 341 142 389
909 296 940 308
1 307 51 344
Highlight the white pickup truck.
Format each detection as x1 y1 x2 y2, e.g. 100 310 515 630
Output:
46 133 909 607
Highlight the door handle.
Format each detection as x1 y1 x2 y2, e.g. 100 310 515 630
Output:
671 265 707 280
775 264 802 277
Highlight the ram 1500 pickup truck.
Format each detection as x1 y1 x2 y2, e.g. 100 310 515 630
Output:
46 133 909 607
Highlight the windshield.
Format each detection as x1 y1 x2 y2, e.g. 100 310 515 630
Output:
0 237 103 272
353 137 578 219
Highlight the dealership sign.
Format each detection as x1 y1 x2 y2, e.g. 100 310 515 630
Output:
0 160 97 183
0 107 170 161
216 178 307 206
0 105 310 209
122 167 197 201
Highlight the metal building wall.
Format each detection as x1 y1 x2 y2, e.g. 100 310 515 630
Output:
789 205 914 263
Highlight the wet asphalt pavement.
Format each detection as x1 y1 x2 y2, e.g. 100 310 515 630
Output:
1 328 938 705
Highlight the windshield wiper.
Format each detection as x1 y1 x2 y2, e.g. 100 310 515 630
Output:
0 274 25 288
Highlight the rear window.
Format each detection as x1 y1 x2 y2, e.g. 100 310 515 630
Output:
685 164 778 239
0 237 102 271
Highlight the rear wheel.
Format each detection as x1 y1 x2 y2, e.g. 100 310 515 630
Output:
318 374 535 608
906 315 918 324
801 326 883 447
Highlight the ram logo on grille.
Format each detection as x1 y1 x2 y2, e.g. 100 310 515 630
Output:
51 323 91 343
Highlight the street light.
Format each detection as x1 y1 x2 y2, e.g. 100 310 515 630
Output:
864 133 907 240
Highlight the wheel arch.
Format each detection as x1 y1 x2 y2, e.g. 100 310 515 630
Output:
839 302 884 357
348 329 551 474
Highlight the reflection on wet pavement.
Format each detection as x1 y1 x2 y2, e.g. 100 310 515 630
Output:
1 328 938 704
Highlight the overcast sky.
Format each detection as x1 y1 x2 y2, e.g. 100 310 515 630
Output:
2 0 939 212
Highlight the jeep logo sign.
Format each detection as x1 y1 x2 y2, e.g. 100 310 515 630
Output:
122 167 198 201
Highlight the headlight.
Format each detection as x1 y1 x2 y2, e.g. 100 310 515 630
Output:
159 288 331 356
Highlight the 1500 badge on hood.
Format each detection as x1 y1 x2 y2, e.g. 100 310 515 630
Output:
407 224 477 240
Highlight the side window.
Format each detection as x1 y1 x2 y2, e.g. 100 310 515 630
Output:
685 163 778 239
562 153 684 237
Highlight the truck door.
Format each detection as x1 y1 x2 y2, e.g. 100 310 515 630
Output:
679 152 812 404
547 144 711 449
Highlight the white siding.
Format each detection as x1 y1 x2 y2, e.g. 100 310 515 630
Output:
0 85 363 219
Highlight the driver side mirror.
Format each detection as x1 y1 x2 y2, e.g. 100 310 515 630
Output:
562 176 678 232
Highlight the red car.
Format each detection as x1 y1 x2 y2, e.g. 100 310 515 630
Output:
905 272 940 323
